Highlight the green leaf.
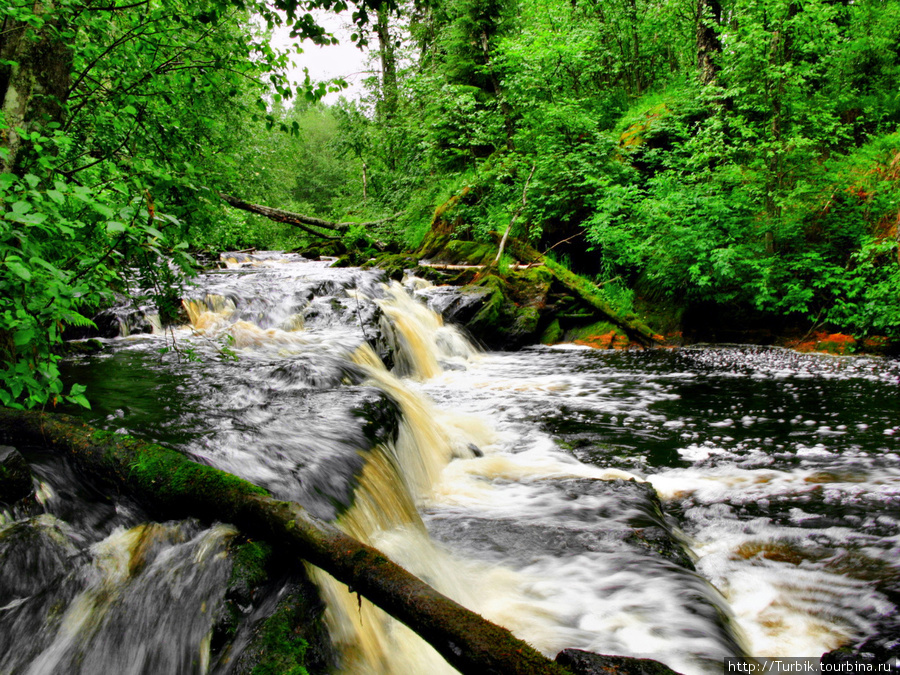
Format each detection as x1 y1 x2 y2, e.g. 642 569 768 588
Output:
13 328 34 346
11 201 31 215
10 212 48 225
68 394 91 409
93 203 115 218
7 261 32 281
106 221 127 233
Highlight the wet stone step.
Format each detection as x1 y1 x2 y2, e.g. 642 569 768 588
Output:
425 478 694 569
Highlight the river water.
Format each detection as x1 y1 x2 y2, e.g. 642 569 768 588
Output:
2 252 899 674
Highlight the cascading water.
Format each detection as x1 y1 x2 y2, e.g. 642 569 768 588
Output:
2 251 898 674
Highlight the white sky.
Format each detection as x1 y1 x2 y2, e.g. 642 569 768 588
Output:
271 11 373 104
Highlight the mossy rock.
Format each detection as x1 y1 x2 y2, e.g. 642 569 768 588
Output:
416 231 499 267
443 240 497 266
563 320 629 349
331 249 373 268
213 538 334 675
541 318 563 345
364 253 420 281
56 339 105 357
225 579 333 675
297 241 347 260
465 268 554 349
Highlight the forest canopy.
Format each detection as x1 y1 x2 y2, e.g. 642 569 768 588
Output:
2 0 900 408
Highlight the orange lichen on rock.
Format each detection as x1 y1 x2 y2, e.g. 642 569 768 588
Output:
573 331 632 350
791 332 857 355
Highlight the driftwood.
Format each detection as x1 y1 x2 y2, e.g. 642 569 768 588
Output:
218 193 403 241
0 409 572 675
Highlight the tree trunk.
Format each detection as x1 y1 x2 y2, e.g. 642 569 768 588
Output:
218 192 403 241
494 164 536 265
696 0 722 85
375 8 398 122
0 409 573 675
0 1 73 174
479 30 516 148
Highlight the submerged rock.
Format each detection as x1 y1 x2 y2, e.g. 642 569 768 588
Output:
427 478 695 569
0 515 82 607
0 445 34 504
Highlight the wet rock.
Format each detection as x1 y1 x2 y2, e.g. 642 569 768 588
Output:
363 253 420 281
422 284 493 326
426 478 694 570
57 338 105 356
462 271 553 349
0 515 82 606
243 386 402 522
555 649 682 675
214 539 334 675
296 240 346 260
0 445 34 504
821 626 900 665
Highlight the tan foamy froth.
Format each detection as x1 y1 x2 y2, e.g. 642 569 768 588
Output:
331 343 686 674
351 344 495 501
375 282 477 381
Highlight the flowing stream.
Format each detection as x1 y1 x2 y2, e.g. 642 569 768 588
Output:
2 251 899 674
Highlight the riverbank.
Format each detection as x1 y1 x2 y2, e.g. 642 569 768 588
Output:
303 238 897 358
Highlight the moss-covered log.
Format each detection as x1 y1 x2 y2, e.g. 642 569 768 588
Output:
413 232 658 347
219 193 403 242
504 239 659 346
0 409 571 675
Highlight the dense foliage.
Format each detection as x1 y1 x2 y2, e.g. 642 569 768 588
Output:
309 0 900 338
0 0 383 407
3 0 900 407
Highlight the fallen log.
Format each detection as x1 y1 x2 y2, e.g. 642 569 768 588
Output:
504 238 659 347
0 409 571 675
218 193 403 241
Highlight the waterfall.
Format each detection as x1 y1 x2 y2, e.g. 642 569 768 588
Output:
8 252 896 675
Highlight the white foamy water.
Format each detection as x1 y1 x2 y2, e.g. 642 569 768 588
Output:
40 254 900 674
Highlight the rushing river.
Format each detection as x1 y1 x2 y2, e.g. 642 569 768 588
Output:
2 252 899 674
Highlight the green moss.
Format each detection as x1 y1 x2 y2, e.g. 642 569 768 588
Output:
415 232 498 266
443 240 496 266
126 447 268 503
566 321 619 341
364 253 420 281
231 540 273 589
251 599 311 675
515 305 541 334
541 319 563 344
